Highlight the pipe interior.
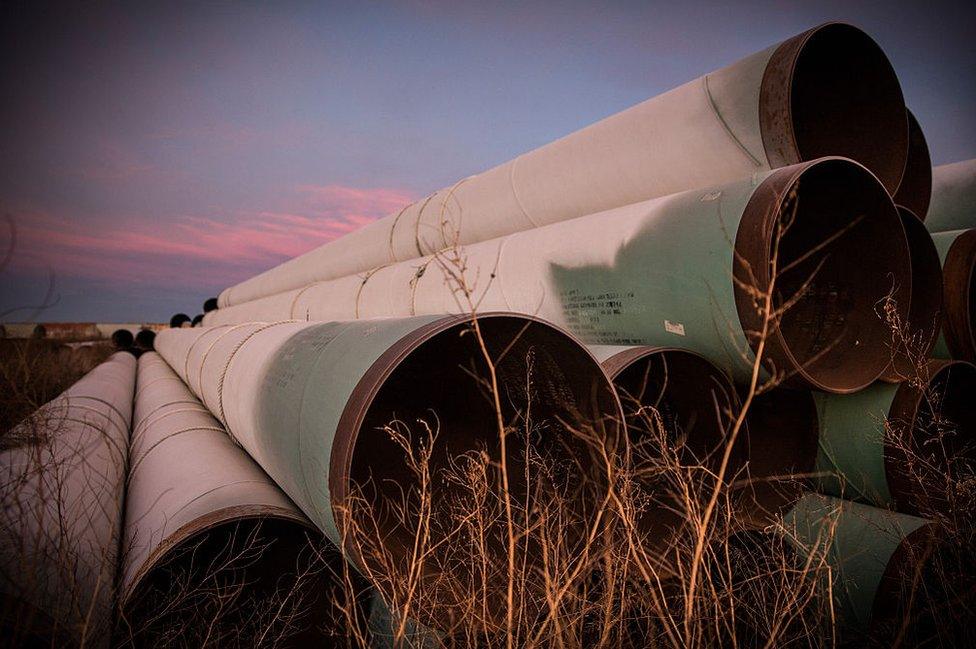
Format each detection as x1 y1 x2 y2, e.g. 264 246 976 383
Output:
886 208 943 378
775 159 906 391
915 362 976 494
350 317 617 567
124 518 356 647
739 388 819 520
790 23 907 192
613 350 740 472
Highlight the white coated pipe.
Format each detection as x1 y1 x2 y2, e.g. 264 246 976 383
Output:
217 23 907 309
119 352 357 646
205 158 910 394
0 352 136 647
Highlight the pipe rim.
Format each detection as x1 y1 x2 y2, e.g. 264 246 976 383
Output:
885 359 976 516
880 207 944 382
734 157 909 393
759 22 908 193
941 229 976 363
120 503 315 607
330 312 622 574
893 111 934 219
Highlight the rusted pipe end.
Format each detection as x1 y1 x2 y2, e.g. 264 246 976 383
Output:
734 157 909 393
941 229 976 363
885 359 976 516
893 111 933 219
871 522 973 644
880 207 944 383
122 507 365 646
760 23 908 193
331 314 622 593
739 388 819 525
599 346 743 537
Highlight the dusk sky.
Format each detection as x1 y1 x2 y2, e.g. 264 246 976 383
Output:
2 1 974 323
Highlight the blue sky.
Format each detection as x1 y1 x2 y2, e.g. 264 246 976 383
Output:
1 1 973 322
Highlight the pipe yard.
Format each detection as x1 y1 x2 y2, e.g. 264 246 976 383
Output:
2 20 975 648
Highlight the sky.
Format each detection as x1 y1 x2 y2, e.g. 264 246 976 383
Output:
1 1 974 323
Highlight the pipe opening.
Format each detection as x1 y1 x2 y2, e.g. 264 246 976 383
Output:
882 208 943 382
123 516 361 647
893 111 933 219
344 315 619 587
942 230 976 363
787 24 908 193
736 158 908 393
887 361 976 515
740 388 819 523
872 524 975 646
603 348 742 534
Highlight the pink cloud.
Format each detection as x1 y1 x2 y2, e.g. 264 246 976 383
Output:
4 183 415 290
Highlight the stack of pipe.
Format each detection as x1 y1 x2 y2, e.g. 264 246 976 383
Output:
119 352 364 646
153 313 622 620
0 352 136 647
176 20 975 642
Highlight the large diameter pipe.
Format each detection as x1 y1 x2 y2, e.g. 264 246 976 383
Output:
784 494 940 639
931 228 976 362
120 352 363 647
924 159 976 233
880 207 942 382
154 316 622 588
0 352 136 647
217 23 907 309
891 110 932 219
589 346 816 525
814 359 976 516
206 158 910 395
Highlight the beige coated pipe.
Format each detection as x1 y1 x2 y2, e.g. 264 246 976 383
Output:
0 352 136 647
217 23 907 309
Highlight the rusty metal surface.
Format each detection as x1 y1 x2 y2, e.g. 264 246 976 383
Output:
880 207 943 382
938 229 976 362
892 111 933 219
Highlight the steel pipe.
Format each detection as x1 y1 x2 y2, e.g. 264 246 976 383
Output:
119 352 362 646
216 23 907 309
931 228 976 363
892 111 932 219
785 495 933 636
814 359 976 516
880 207 942 382
590 346 816 524
154 315 622 594
925 159 976 233
0 352 136 647
206 158 910 394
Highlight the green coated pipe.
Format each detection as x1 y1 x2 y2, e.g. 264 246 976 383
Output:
784 494 934 636
925 159 976 233
814 360 976 516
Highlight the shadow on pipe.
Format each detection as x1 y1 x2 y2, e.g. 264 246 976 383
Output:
892 111 933 219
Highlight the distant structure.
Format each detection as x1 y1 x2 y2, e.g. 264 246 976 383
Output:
0 323 165 341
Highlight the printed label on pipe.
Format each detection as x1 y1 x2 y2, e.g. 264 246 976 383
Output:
664 320 686 336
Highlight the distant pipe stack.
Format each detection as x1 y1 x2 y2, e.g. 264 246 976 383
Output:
216 23 907 309
206 158 910 395
154 315 622 616
814 359 976 516
925 159 976 233
119 352 364 647
0 352 136 647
